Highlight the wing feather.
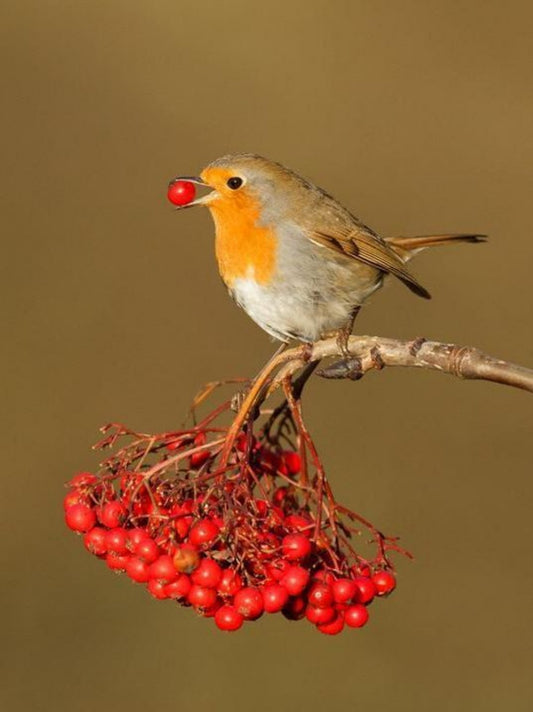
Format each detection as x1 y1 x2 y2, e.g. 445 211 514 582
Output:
309 228 431 299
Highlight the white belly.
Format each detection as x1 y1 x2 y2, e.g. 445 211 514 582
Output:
230 269 381 342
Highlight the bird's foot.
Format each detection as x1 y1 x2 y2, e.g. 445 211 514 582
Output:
409 336 427 356
336 325 352 360
334 306 361 359
317 356 363 380
300 341 314 363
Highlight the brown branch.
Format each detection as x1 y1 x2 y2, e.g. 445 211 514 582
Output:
219 334 531 465
270 336 533 393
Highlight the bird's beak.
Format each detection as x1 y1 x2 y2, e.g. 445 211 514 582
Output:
168 175 216 209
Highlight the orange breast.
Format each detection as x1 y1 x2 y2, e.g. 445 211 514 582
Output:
208 194 277 287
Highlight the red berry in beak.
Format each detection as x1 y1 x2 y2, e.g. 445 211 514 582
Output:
167 180 196 206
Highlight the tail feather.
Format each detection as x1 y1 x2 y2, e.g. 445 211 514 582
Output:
386 233 487 259
382 233 486 298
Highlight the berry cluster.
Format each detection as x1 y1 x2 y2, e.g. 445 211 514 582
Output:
64 403 403 634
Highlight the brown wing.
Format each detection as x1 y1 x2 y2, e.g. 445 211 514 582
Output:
309 227 431 299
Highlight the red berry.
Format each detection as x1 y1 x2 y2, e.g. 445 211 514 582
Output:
149 555 177 584
215 605 244 632
191 558 222 588
236 432 256 453
282 533 312 561
132 493 150 518
357 564 372 577
167 180 196 206
256 532 280 559
372 570 396 596
173 544 200 573
217 569 243 597
154 528 172 551
283 451 301 474
262 584 290 613
193 431 206 445
97 501 126 529
280 565 310 596
312 568 335 586
189 432 210 468
68 472 97 488
344 604 369 628
190 449 211 468
65 503 96 532
188 584 218 610
166 437 186 451
174 516 193 539
126 527 149 551
284 514 312 534
147 578 169 600
63 490 89 510
126 556 150 583
355 576 377 604
105 527 128 555
265 558 291 582
165 574 192 600
307 583 334 609
282 596 307 621
200 601 222 618
178 499 195 515
273 486 290 506
188 519 219 548
306 605 336 625
106 552 129 571
234 587 264 620
254 499 269 518
317 613 345 635
119 471 140 492
134 538 160 564
332 578 359 604
83 527 107 556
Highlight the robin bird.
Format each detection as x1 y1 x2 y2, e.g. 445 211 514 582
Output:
170 154 484 347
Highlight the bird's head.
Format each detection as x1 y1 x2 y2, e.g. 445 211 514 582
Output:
169 154 307 224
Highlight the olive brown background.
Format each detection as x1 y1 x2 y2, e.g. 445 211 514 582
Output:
2 2 532 711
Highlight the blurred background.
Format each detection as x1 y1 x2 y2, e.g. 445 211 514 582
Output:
2 1 532 710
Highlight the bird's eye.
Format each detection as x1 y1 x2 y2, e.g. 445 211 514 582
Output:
227 177 243 190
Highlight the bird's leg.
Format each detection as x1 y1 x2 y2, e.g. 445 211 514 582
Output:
336 306 361 358
319 306 363 380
